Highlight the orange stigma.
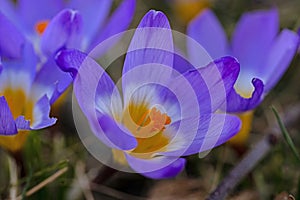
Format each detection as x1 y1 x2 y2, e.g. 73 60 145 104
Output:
135 107 171 133
149 107 171 132
35 20 49 35
120 103 172 157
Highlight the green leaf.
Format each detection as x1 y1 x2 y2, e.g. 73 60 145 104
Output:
271 106 300 162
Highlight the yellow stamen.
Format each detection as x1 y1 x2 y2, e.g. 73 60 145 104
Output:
228 111 254 146
112 103 172 162
35 20 49 35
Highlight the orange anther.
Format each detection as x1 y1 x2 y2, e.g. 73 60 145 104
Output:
35 20 49 35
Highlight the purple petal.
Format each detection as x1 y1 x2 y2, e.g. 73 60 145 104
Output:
40 9 83 56
18 0 63 32
56 50 134 150
122 10 174 106
97 114 137 150
231 9 279 71
225 78 264 112
89 0 135 52
56 49 122 117
31 95 57 129
68 0 112 49
126 83 181 122
0 58 2 73
0 0 19 27
142 158 186 179
126 154 186 178
173 51 195 74
55 49 87 77
0 96 17 135
0 11 26 58
179 56 240 114
187 9 229 65
161 114 240 156
31 58 72 104
15 116 30 130
261 29 299 92
1 42 37 94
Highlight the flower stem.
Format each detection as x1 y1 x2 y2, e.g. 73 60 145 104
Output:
11 151 26 179
206 104 300 200
8 155 18 200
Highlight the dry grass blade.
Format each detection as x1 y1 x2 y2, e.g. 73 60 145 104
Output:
15 167 68 200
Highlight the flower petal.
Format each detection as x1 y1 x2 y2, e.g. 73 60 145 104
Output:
0 0 19 27
122 10 174 106
40 9 83 56
56 49 135 150
231 9 279 71
0 96 17 135
126 83 181 122
261 29 299 92
160 114 240 156
18 0 63 31
31 58 73 104
142 158 186 179
56 49 122 117
187 9 229 65
179 56 240 114
89 0 135 52
126 154 186 179
172 51 195 74
15 116 30 130
67 0 112 49
31 95 57 129
226 78 264 112
0 11 26 58
96 114 137 150
0 42 37 95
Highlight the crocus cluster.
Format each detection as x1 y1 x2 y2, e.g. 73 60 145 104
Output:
187 9 299 145
56 10 247 179
0 0 135 152
1 0 298 180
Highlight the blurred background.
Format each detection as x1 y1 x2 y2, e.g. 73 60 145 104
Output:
1 0 300 199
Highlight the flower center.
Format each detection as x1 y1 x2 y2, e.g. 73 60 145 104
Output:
1 88 33 119
35 20 49 35
122 103 171 157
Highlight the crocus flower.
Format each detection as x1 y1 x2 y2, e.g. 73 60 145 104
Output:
187 9 299 145
0 0 135 52
0 0 135 105
56 10 242 179
0 40 56 152
0 0 135 152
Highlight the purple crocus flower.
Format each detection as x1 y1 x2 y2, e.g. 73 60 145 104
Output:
56 10 242 179
0 0 135 52
0 23 56 151
0 0 135 104
185 8 299 146
0 0 135 152
187 9 299 113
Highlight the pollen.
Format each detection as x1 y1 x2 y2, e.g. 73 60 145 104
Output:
35 20 49 35
149 107 171 132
